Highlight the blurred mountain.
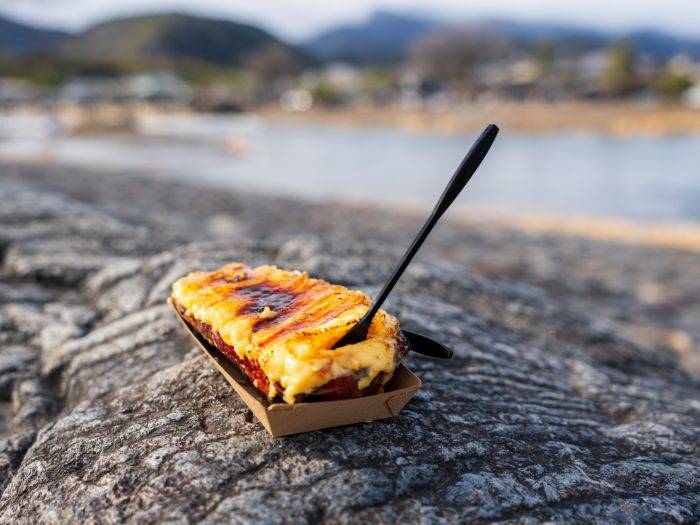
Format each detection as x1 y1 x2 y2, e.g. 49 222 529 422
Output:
302 10 440 65
482 20 700 58
305 11 700 64
0 16 68 54
59 13 308 68
2 10 699 70
477 18 608 48
625 29 700 59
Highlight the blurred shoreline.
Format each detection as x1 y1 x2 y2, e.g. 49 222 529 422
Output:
452 211 700 253
4 100 700 136
3 105 700 225
3 154 700 253
259 101 700 136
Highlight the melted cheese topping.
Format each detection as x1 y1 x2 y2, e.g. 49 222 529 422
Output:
171 263 400 403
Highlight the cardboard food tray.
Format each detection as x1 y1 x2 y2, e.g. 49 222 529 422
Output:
171 302 421 437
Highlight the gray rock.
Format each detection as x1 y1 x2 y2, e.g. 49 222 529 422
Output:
0 165 698 523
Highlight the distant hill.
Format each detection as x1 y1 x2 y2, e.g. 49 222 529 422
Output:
303 10 440 65
305 11 700 64
0 16 68 55
480 20 700 58
59 13 308 68
624 29 700 60
477 18 609 49
2 10 699 72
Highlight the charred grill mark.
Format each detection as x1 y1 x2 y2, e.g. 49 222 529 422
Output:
252 286 347 335
251 291 308 333
202 274 248 288
235 281 298 319
256 300 367 347
200 264 249 288
233 278 358 337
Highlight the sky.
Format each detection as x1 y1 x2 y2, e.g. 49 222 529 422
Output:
1 0 699 41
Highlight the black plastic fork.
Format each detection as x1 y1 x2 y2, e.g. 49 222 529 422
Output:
332 124 499 352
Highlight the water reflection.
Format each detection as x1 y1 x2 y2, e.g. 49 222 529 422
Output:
1 112 698 222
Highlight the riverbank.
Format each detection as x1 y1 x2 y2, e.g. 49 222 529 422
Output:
260 101 700 136
5 100 700 137
454 211 700 254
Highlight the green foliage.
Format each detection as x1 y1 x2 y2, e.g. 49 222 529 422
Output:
600 41 639 96
534 42 554 75
310 81 343 105
0 13 304 88
655 67 694 101
0 55 129 86
60 14 306 70
176 61 248 87
360 68 395 92
556 70 581 92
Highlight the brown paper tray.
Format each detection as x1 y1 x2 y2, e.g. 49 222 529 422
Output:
171 301 421 437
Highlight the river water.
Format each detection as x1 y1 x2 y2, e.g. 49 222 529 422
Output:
1 111 699 223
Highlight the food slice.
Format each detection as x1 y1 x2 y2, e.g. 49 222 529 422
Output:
170 263 408 403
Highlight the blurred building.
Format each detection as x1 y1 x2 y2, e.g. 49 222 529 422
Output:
58 74 193 105
0 79 39 106
124 73 193 103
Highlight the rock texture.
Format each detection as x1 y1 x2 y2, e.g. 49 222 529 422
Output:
0 163 698 523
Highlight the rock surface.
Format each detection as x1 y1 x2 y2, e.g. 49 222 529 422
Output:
0 163 698 523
